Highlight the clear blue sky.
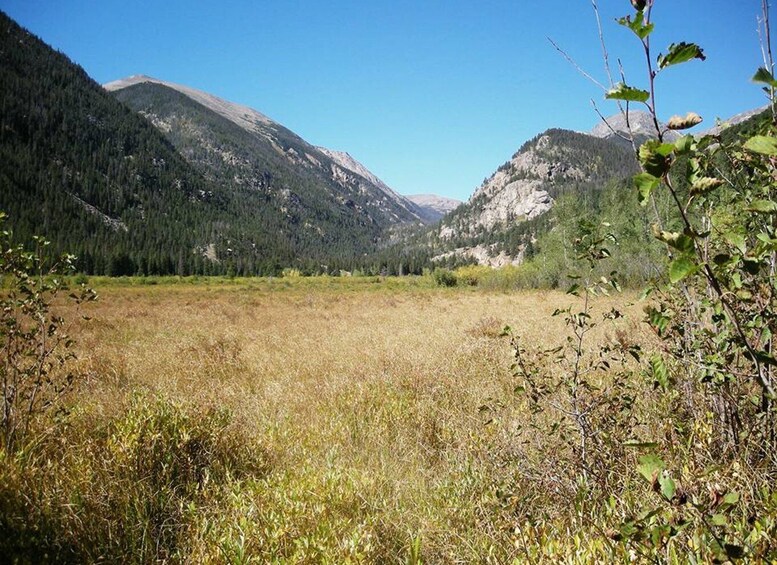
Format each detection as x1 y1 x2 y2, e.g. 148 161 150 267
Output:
1 1 770 201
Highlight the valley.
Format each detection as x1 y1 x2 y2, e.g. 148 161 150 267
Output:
2 3 777 562
2 276 650 562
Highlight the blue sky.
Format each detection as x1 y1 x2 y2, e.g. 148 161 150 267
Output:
1 1 770 201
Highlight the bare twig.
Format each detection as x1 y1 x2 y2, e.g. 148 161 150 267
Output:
591 0 615 88
547 37 608 92
591 100 633 143
759 0 776 121
591 0 630 126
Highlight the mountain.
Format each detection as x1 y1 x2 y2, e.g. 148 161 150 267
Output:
314 146 413 210
590 110 679 147
406 194 462 222
105 75 429 232
0 4 443 278
400 128 639 267
699 105 769 136
588 107 772 142
3 7 764 278
0 11 246 276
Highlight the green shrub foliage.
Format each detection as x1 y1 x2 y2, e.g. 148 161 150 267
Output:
0 212 96 451
502 1 777 560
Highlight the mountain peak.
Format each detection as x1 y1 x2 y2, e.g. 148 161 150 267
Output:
104 75 274 132
591 111 658 138
698 105 770 136
406 194 462 222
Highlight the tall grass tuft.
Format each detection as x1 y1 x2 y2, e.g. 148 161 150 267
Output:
0 392 269 562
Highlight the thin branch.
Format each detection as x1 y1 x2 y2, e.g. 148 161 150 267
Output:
592 0 628 121
640 5 664 143
547 37 608 92
760 0 777 122
763 0 774 74
591 100 633 142
591 0 614 87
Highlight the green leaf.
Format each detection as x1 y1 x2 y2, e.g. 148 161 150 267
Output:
669 255 696 283
649 354 670 390
753 66 777 87
659 473 676 501
617 12 654 39
744 135 777 155
634 173 660 206
639 141 673 177
657 42 706 70
723 491 739 506
674 134 694 155
724 232 747 254
723 491 740 506
748 199 777 213
606 82 650 103
711 514 728 526
653 229 694 254
686 158 702 185
653 142 676 156
637 454 665 482
756 232 776 244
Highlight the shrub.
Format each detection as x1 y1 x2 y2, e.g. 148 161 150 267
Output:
0 213 96 451
432 268 458 287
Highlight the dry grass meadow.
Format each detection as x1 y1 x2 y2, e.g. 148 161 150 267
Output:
1 276 683 563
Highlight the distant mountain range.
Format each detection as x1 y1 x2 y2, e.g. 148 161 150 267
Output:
406 194 462 222
0 11 442 275
105 75 428 229
396 106 772 268
0 10 767 275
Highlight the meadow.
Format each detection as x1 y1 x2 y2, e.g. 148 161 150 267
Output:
2 276 774 563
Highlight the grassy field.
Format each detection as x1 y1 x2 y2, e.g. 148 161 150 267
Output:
2 276 774 562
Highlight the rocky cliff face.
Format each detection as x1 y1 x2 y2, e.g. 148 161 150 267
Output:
419 128 638 266
457 133 568 233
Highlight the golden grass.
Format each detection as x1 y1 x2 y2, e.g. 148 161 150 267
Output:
39 278 648 562
6 277 775 562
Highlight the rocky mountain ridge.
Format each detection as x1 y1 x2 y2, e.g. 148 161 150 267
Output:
406 194 462 222
589 110 681 147
106 76 429 225
105 75 274 131
408 127 639 267
699 105 770 136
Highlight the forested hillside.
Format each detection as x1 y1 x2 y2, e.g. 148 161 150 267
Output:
389 128 641 271
0 12 423 276
110 79 430 269
0 12 234 275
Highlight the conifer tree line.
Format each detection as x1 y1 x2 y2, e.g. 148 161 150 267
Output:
0 11 433 277
2 7 768 282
